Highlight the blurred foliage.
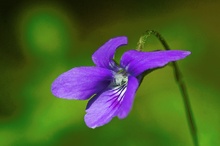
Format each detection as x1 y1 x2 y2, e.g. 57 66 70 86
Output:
0 0 220 146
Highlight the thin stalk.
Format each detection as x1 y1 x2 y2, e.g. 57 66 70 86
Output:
137 30 198 146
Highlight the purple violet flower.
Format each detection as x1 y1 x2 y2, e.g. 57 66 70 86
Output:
51 36 190 128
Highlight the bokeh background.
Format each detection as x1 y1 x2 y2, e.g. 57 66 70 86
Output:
0 0 219 146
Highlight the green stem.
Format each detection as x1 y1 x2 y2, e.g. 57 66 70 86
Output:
137 30 199 146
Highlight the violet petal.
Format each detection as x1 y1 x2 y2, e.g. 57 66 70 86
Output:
120 50 191 76
85 84 128 128
92 36 127 70
117 76 139 119
51 67 113 100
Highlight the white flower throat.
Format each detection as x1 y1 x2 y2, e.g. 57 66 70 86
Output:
113 72 128 86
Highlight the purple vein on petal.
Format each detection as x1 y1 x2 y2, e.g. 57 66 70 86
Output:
117 76 139 119
107 84 127 110
84 83 127 128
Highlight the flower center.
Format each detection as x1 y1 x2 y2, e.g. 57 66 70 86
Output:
113 71 128 86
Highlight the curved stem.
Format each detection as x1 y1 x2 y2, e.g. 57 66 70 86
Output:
137 30 199 146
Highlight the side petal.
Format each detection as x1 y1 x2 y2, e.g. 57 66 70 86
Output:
85 84 128 128
92 36 127 70
117 76 139 119
51 67 113 100
120 50 191 76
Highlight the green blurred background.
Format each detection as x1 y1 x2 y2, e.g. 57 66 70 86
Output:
0 0 219 146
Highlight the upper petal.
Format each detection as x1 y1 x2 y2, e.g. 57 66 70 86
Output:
51 67 113 100
92 36 127 70
117 76 139 119
120 50 191 76
85 83 128 128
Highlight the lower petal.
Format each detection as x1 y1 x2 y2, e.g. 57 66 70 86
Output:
117 76 139 119
85 84 127 128
84 76 139 128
